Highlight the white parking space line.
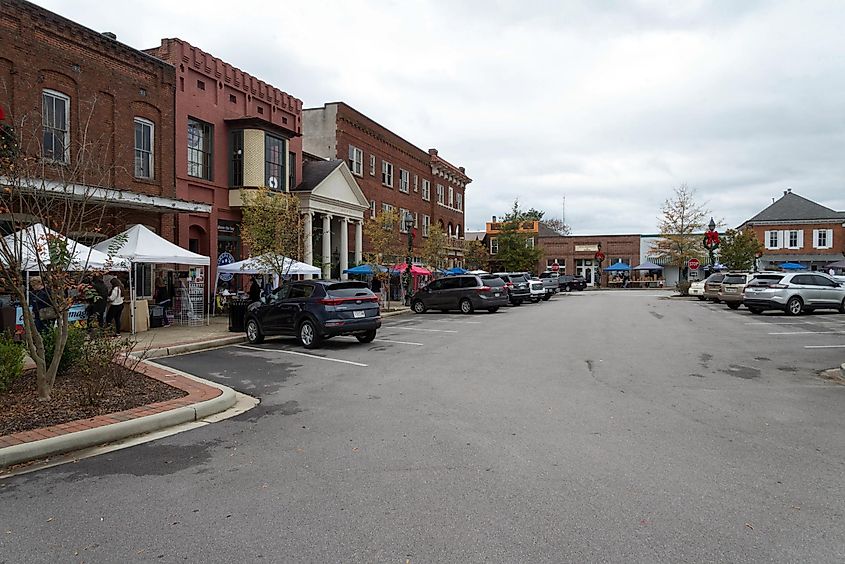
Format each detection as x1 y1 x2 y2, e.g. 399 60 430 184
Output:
235 344 368 367
804 344 845 349
388 326 458 333
768 331 845 335
745 322 806 325
337 336 424 346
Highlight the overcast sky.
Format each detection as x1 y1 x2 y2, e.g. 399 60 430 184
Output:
34 0 845 234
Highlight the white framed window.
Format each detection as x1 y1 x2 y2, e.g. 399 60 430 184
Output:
413 175 419 192
765 230 780 249
399 169 409 193
422 179 431 201
348 145 363 176
456 193 463 211
526 237 535 248
813 228 833 249
422 214 430 237
787 230 803 249
399 208 410 233
436 184 444 204
490 237 499 254
414 212 419 228
382 203 395 214
369 200 376 219
369 155 376 176
134 118 154 179
448 186 454 207
381 161 393 187
42 89 70 163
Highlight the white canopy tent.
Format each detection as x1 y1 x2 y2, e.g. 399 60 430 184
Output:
214 255 321 313
95 225 211 333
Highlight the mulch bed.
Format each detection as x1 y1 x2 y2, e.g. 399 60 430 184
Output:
0 367 187 437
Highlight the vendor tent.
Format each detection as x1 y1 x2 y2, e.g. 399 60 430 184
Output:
779 262 806 270
3 223 128 271
633 261 663 270
343 264 387 275
445 267 468 275
390 263 432 276
468 269 489 275
95 225 211 333
217 255 320 276
824 260 845 270
604 262 631 272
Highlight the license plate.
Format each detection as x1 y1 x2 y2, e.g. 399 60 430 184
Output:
494 293 500 297
353 310 365 318
726 288 737 293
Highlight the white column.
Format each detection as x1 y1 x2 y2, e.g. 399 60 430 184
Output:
322 214 332 279
339 217 349 279
354 220 363 266
303 212 313 278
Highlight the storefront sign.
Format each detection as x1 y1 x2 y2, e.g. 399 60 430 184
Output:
16 304 88 333
575 244 599 252
217 251 235 282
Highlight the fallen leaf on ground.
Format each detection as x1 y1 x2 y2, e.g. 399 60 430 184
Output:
745 522 754 530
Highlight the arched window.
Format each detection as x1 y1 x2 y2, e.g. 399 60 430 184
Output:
447 223 453 239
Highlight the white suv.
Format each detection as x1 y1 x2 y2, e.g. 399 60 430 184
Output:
743 272 845 315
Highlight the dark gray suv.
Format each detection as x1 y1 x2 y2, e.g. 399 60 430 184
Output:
493 273 531 306
411 275 509 314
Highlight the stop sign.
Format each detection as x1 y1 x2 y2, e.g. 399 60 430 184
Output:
688 258 700 270
551 263 560 272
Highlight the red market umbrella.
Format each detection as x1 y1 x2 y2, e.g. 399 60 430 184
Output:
390 263 432 276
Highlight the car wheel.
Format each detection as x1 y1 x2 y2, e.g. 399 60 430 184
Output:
697 296 706 301
512 299 522 306
487 307 499 313
298 319 322 349
245 318 264 344
459 298 474 314
785 297 803 316
748 306 762 314
356 329 377 343
542 294 551 301
531 297 540 303
727 302 740 310
839 298 845 314
411 300 427 314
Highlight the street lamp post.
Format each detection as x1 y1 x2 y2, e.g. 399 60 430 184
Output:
403 211 414 305
703 217 720 271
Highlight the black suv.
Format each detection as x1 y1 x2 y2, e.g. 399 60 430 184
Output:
493 273 531 306
244 280 381 349
411 275 509 314
558 275 587 291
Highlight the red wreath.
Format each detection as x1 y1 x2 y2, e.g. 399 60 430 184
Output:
594 251 605 263
703 230 720 250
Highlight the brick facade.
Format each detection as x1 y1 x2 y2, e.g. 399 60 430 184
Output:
146 38 303 281
539 234 641 284
303 102 470 266
0 0 178 240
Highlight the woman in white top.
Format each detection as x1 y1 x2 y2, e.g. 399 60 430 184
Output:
105 277 126 334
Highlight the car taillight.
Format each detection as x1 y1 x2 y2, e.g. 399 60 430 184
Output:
770 284 788 289
505 282 514 288
477 286 491 293
319 296 379 305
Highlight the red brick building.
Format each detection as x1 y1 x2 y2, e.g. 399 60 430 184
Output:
538 228 641 286
145 38 304 282
0 1 209 238
739 189 845 271
302 102 471 267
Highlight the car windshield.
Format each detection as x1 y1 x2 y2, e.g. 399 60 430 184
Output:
510 275 527 283
706 274 725 283
481 277 505 287
722 275 746 284
326 282 372 298
748 275 783 286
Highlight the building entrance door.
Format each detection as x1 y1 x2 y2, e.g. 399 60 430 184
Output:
576 259 595 286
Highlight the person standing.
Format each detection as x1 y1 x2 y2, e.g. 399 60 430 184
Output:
105 277 126 334
248 277 261 303
29 276 53 333
90 274 110 329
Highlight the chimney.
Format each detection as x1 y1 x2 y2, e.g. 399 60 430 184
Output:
102 31 117 40
492 216 497 223
784 187 792 195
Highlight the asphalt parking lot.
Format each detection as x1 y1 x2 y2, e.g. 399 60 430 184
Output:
1 290 843 563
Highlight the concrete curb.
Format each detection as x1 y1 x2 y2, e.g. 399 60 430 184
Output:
382 308 411 318
141 335 246 359
0 378 237 468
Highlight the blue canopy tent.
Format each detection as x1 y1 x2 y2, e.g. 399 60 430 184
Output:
445 267 468 275
343 264 387 275
779 262 806 270
604 262 631 272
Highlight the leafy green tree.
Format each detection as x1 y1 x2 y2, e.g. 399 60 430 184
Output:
363 209 403 308
240 187 304 278
718 227 763 271
420 224 448 272
651 183 710 280
496 200 543 272
462 239 490 270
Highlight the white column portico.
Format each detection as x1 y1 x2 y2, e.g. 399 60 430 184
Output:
303 212 314 278
354 220 363 266
322 214 332 279
339 217 349 279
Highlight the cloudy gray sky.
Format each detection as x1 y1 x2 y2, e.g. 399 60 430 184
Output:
35 0 845 234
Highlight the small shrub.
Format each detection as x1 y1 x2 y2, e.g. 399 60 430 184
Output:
676 280 692 296
0 334 25 392
74 332 139 404
41 325 87 375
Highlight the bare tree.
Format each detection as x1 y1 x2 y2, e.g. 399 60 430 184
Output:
651 184 710 280
0 91 127 400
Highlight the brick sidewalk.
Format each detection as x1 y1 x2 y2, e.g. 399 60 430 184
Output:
0 362 221 449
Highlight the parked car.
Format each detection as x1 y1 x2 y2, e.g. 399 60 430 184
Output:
411 274 509 314
528 278 546 303
537 272 559 299
558 275 587 291
742 272 845 315
718 272 755 309
245 280 381 349
493 273 531 305
689 280 706 300
703 272 726 301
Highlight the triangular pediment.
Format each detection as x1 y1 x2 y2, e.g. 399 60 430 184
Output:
311 164 369 209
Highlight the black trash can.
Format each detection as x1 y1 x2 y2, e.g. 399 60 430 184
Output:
228 299 250 332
